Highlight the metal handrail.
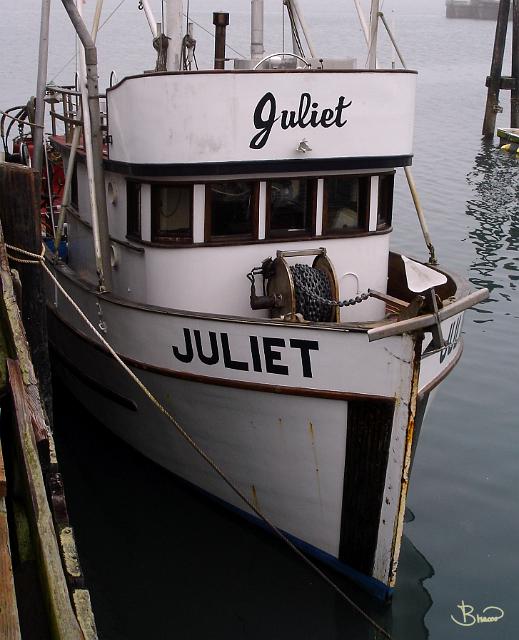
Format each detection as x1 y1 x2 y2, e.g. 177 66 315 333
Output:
46 85 107 142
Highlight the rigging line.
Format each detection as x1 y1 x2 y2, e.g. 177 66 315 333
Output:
98 0 128 31
49 0 128 83
5 241 393 640
183 14 246 58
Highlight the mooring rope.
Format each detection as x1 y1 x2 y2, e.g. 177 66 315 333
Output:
5 242 392 640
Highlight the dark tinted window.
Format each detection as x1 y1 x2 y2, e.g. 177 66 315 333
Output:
206 182 258 239
127 181 141 238
268 178 316 237
151 184 192 242
323 176 369 234
377 173 394 229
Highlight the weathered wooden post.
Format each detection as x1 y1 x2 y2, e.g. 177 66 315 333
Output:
482 0 511 136
512 0 519 128
0 163 53 422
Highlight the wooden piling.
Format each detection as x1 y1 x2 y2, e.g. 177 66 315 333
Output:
482 0 511 136
512 0 519 128
0 439 22 640
0 217 97 638
0 162 53 422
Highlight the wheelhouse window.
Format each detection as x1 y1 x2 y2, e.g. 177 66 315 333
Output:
377 173 394 229
126 180 141 239
205 181 258 240
267 178 316 237
151 184 192 242
323 176 369 234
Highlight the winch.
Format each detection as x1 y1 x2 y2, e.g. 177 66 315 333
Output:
248 248 340 322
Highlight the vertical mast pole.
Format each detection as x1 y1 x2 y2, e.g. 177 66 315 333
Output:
251 0 265 62
33 0 52 176
368 0 380 69
61 0 112 291
166 0 184 71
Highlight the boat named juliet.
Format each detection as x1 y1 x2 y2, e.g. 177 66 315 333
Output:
4 0 488 601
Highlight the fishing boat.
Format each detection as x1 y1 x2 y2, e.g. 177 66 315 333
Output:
3 0 488 602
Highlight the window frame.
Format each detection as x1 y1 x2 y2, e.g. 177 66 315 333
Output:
377 171 395 230
204 180 260 243
126 179 141 240
322 174 371 236
150 182 194 244
265 177 318 239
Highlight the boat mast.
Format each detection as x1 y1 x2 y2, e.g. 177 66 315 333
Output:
60 0 112 291
166 0 184 71
251 0 264 62
33 0 52 177
368 0 380 69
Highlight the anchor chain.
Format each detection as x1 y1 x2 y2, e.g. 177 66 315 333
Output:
290 263 370 321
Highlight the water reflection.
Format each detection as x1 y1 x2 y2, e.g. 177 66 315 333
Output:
466 141 519 303
52 379 434 640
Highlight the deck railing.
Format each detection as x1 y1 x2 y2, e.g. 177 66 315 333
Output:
46 85 108 144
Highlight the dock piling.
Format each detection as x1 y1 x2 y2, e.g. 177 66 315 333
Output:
0 163 53 422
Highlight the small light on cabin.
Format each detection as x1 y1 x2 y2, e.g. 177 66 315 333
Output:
296 139 312 153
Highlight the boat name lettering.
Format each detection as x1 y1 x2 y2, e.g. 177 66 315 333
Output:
440 316 462 363
172 329 319 378
250 92 352 150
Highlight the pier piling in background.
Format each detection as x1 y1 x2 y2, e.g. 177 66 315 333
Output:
512 0 519 127
0 162 53 421
482 0 519 136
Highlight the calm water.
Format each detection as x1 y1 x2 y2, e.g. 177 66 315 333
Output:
2 1 518 638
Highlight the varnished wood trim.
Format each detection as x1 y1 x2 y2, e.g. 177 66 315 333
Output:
123 226 393 249
322 174 371 235
150 182 194 243
265 177 318 239
47 305 394 403
204 180 260 243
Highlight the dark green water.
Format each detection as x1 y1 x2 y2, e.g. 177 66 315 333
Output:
3 1 518 638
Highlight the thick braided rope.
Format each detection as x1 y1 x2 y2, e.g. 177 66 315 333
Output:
5 243 392 639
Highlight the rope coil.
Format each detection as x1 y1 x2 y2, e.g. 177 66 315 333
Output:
4 242 392 639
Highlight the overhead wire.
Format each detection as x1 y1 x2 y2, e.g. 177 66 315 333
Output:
49 0 128 84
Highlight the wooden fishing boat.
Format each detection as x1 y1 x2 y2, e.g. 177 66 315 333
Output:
3 0 488 601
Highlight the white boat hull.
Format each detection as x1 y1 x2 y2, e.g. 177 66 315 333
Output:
46 262 465 599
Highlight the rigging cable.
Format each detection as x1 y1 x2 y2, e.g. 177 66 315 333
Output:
49 0 128 84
